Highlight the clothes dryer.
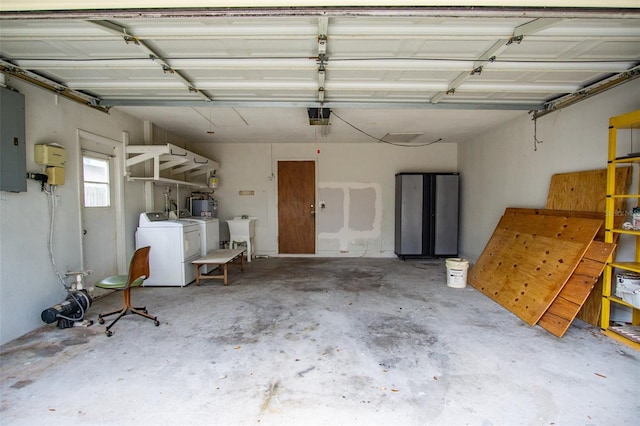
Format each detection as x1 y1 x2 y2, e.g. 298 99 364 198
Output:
135 212 201 286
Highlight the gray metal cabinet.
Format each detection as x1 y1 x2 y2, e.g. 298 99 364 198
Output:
394 172 459 259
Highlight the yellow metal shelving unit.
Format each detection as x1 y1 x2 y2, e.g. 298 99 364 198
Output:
602 109 640 351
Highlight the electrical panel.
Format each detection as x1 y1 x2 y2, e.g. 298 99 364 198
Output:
0 86 27 192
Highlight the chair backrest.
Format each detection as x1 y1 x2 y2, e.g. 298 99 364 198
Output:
128 246 151 288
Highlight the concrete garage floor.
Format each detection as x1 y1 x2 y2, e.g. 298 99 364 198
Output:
1 257 638 426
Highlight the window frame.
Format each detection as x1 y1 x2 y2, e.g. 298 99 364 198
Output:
82 154 111 208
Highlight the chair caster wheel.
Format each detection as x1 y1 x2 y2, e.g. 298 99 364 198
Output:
98 317 104 324
105 330 113 337
143 309 148 314
154 320 160 326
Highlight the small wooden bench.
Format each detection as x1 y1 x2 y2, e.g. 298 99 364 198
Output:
192 248 246 286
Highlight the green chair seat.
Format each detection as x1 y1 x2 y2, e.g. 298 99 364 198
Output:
96 275 145 289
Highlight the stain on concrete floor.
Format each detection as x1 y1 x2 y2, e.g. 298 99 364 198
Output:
1 257 638 425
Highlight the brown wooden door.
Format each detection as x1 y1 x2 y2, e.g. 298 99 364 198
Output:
278 161 315 254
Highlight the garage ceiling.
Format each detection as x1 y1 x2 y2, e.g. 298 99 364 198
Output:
1 6 639 144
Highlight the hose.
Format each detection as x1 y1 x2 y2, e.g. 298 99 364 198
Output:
46 185 86 321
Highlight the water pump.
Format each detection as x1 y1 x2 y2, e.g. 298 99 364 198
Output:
41 290 92 329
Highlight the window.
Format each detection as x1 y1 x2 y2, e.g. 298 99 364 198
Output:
83 156 110 207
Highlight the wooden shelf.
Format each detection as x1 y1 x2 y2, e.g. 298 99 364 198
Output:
125 143 219 188
126 176 208 188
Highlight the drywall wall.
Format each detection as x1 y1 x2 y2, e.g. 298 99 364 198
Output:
189 141 458 257
458 78 640 264
0 77 146 345
318 182 382 253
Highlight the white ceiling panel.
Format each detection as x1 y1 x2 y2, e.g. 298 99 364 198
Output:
576 41 640 59
151 39 317 57
124 17 319 36
1 7 639 144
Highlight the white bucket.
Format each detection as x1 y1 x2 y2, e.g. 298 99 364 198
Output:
445 258 469 288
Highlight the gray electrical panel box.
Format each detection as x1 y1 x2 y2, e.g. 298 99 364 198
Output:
0 86 27 192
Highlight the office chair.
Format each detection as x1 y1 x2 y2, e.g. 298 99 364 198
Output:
95 246 159 336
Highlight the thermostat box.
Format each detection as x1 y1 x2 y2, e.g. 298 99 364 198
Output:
35 144 66 167
46 166 65 185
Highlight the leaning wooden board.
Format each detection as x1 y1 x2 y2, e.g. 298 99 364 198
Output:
503 208 614 336
468 212 603 326
537 240 615 337
504 208 613 242
545 167 632 326
545 167 631 213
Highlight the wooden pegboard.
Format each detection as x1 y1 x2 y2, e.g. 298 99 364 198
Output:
545 167 631 214
469 211 603 326
504 208 614 242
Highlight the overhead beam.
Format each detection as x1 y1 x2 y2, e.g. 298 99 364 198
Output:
1 6 639 20
431 39 509 103
0 58 109 112
88 20 213 102
431 17 565 104
534 64 640 119
514 17 564 35
12 57 635 73
4 28 637 41
103 99 543 110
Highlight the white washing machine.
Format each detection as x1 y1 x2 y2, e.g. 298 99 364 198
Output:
135 212 201 286
183 216 220 274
